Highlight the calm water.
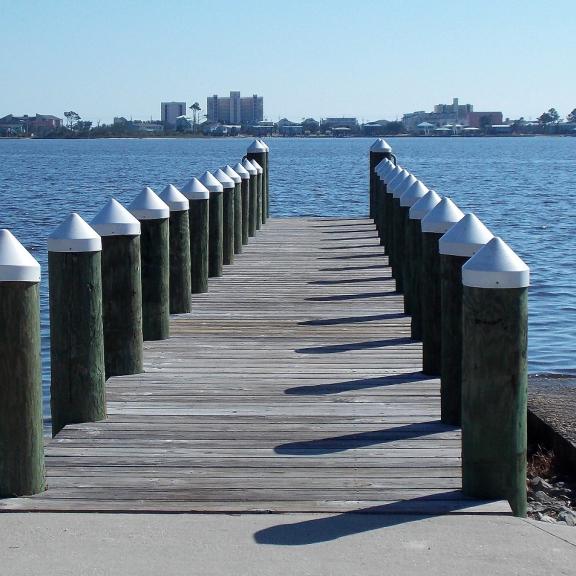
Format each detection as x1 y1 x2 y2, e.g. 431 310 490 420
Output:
0 136 574 422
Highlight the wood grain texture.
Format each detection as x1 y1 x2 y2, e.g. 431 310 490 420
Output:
0 218 509 515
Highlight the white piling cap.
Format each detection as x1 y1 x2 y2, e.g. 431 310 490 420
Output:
199 171 224 193
181 177 210 200
250 158 263 174
92 198 141 236
376 159 393 176
393 174 417 199
382 164 402 184
421 197 464 234
242 158 257 175
233 162 250 180
0 229 41 282
48 213 102 252
247 139 267 153
222 165 241 184
400 180 429 208
462 237 529 289
213 169 235 189
159 184 189 212
257 138 270 152
129 187 170 220
387 169 410 195
439 213 493 257
409 190 442 220
370 138 392 152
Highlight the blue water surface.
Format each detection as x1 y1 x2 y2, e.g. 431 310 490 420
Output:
0 136 574 423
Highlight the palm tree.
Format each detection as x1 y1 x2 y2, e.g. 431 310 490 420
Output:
189 102 201 132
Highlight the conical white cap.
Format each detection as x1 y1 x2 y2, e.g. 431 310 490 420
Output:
159 184 189 212
247 139 267 153
181 177 210 200
250 158 263 173
463 237 529 289
213 169 235 189
400 180 429 208
242 158 257 175
257 138 269 152
48 213 101 252
382 164 402 184
199 171 224 193
92 198 141 236
129 187 170 220
421 197 464 234
370 138 392 152
376 159 393 177
387 169 410 195
0 229 40 282
393 174 417 199
222 165 241 183
233 162 250 180
409 190 442 221
439 213 493 257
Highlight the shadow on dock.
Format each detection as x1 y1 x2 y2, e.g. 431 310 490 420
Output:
295 338 412 355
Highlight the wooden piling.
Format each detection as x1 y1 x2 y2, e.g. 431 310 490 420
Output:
381 164 402 255
408 191 442 341
223 165 243 255
461 237 529 517
0 230 45 496
439 214 493 426
92 199 143 377
247 139 267 224
374 159 392 245
213 169 235 265
159 184 192 314
234 162 250 245
258 139 270 219
181 178 210 294
129 187 170 341
251 158 264 230
200 171 224 278
48 214 106 436
386 169 411 281
420 198 464 376
369 139 393 220
242 158 258 237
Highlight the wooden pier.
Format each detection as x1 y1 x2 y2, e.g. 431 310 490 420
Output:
0 218 509 514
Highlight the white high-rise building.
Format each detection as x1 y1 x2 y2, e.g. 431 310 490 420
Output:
161 102 186 129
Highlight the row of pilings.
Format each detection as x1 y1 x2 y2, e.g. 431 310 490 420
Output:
0 139 269 499
369 138 529 517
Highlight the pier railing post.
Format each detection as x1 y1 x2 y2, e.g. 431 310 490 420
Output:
461 237 529 517
233 162 251 246
420 198 464 375
92 199 143 377
223 165 243 255
159 184 192 314
48 213 106 436
247 139 267 224
391 173 417 293
129 187 170 341
369 139 393 220
0 230 45 496
258 139 270 219
250 158 264 230
438 214 492 425
399 180 429 314
381 164 402 255
213 169 236 265
181 178 210 294
386 168 411 281
408 191 442 341
374 159 393 245
242 158 258 237
200 171 225 278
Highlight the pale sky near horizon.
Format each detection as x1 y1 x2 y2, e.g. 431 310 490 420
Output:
1 0 574 124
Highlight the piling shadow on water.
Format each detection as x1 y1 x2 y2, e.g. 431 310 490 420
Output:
295 337 413 354
284 371 431 395
306 291 396 302
253 492 479 546
274 421 451 455
308 276 390 286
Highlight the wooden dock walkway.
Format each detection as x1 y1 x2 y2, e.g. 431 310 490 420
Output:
0 218 509 514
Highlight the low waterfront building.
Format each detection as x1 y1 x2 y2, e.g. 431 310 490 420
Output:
0 113 62 136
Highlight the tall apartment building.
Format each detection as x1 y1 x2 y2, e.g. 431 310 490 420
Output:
161 102 186 129
206 92 264 125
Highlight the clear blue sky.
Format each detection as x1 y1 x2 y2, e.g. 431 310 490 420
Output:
1 0 574 124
